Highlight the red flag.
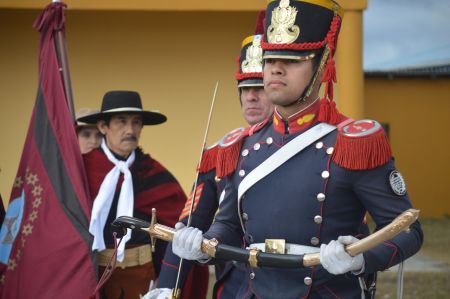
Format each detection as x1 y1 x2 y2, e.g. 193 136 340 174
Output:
0 195 4 227
0 3 97 298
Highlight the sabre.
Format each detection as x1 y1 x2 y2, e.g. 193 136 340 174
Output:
171 81 219 299
112 209 419 269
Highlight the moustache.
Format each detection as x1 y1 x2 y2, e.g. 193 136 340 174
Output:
122 136 137 142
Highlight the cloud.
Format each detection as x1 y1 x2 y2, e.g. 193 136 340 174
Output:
363 0 450 69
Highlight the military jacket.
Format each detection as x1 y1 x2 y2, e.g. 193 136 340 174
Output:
205 116 423 299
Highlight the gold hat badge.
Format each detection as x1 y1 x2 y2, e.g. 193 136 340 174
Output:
267 0 300 44
242 35 263 73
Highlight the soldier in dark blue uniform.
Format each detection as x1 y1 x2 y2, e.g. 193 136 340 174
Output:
171 1 423 298
143 28 274 299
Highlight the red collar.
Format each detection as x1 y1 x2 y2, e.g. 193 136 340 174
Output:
273 99 320 134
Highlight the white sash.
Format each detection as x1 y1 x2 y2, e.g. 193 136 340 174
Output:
237 123 337 232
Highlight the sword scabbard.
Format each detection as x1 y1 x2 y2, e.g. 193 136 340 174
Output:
116 208 419 269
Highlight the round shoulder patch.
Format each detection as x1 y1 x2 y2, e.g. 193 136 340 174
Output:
341 119 382 137
219 127 245 148
389 170 407 196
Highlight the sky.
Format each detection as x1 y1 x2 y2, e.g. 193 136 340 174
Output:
363 0 450 70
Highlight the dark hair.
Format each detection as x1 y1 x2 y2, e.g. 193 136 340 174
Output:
312 56 321 72
312 48 325 72
101 112 144 127
76 124 97 135
102 114 113 126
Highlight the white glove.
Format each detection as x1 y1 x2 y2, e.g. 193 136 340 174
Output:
140 288 171 299
320 235 365 275
172 222 209 261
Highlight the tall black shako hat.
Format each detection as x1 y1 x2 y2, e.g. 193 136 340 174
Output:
77 90 167 125
262 0 344 125
236 34 264 88
235 10 266 88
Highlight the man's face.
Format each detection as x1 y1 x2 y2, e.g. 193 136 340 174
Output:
77 126 102 154
263 58 314 107
98 114 143 157
240 86 274 125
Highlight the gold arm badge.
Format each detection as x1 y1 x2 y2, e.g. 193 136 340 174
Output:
242 36 263 73
267 0 300 44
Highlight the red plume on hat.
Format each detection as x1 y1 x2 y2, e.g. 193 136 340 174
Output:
318 14 342 125
254 10 266 35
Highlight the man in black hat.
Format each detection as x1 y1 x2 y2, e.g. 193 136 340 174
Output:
170 1 423 298
79 90 190 299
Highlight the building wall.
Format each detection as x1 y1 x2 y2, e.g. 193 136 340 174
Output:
0 9 257 201
2 8 447 218
365 77 450 218
0 0 366 11
0 0 368 203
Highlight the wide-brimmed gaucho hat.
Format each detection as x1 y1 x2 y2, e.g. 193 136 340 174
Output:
77 90 167 125
75 107 100 127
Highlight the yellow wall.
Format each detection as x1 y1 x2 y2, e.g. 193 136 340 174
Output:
365 77 450 218
0 1 368 208
0 0 267 11
0 9 256 202
3 4 444 219
335 8 364 119
0 0 367 11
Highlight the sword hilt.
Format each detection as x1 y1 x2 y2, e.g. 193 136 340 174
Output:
111 209 176 253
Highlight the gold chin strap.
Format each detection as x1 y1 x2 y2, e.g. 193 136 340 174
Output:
298 45 330 103
275 46 330 108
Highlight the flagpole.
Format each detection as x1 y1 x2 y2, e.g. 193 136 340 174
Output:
52 0 76 122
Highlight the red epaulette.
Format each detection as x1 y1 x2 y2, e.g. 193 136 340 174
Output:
332 119 392 170
197 143 219 173
216 127 249 178
216 119 269 178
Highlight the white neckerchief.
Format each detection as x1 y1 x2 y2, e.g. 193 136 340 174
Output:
89 139 135 262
